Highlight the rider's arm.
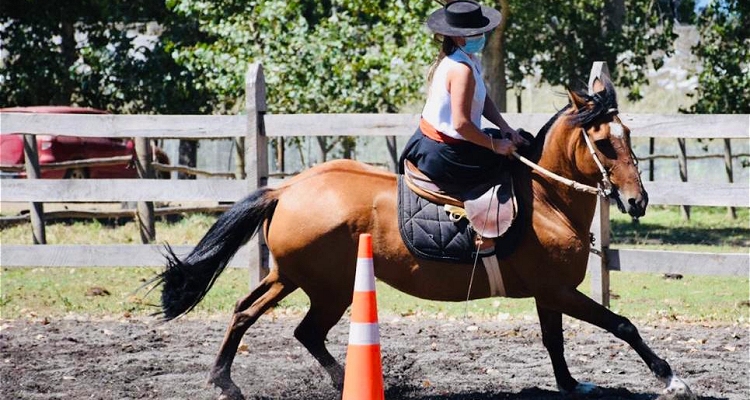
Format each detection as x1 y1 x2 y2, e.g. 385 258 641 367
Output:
447 63 515 156
483 95 528 147
482 95 513 133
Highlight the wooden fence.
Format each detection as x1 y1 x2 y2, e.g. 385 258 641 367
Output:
1 63 748 305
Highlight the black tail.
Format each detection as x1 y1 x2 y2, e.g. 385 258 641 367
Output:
156 188 278 320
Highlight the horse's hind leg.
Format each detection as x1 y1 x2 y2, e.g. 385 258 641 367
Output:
294 294 351 390
208 271 298 400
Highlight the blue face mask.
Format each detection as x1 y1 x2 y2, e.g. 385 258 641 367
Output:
461 34 486 54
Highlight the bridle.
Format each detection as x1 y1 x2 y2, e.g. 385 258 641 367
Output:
580 123 614 197
512 108 629 198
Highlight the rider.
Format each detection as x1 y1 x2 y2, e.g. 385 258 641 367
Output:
399 0 528 251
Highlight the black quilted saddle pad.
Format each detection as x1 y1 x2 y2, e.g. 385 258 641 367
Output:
397 175 477 264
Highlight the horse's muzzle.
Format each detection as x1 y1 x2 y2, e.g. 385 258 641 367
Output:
612 189 648 218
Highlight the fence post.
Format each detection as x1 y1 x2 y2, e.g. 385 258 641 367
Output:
677 138 690 220
135 137 156 243
648 138 655 181
245 63 269 289
234 137 246 180
723 139 736 219
589 197 611 306
587 61 611 306
23 134 46 244
386 136 398 172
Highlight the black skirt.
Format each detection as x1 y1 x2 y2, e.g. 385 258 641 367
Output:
399 126 509 187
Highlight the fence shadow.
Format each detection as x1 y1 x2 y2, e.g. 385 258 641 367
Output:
611 219 749 247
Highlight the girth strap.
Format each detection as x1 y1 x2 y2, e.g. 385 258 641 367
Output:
482 255 506 297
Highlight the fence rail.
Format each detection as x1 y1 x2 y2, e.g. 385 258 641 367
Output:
0 244 251 268
5 112 748 139
1 62 748 306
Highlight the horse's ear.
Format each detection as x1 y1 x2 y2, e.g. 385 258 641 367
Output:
567 88 587 111
591 77 605 94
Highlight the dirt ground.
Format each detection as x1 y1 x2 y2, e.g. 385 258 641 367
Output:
1 314 747 400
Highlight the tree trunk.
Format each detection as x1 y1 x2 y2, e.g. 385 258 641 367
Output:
315 137 328 164
178 140 197 179
56 20 76 104
275 138 285 174
602 0 625 76
482 0 509 112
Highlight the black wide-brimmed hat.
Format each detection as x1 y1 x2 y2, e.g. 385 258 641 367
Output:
426 0 501 37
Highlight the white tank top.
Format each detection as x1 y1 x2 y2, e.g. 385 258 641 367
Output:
421 50 486 141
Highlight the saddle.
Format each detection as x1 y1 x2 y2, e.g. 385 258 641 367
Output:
397 160 520 264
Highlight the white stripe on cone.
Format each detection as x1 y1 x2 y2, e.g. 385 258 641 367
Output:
348 322 380 346
354 258 376 291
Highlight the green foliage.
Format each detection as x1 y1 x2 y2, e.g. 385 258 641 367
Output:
683 0 750 114
4 0 740 121
504 0 678 101
168 0 435 114
0 0 211 113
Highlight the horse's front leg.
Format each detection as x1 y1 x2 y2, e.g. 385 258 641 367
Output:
536 303 598 395
537 287 696 399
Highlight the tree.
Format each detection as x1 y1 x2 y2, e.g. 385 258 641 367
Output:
1 1 213 175
683 0 749 114
0 0 211 114
481 0 509 112
501 0 679 103
167 0 436 164
681 0 748 220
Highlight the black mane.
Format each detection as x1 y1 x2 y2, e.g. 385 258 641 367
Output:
568 78 619 127
526 78 618 162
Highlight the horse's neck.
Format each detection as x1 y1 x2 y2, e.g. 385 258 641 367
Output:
531 125 599 234
531 178 598 235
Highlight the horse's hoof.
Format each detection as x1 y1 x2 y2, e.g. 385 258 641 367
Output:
208 375 245 400
328 366 345 391
216 387 245 400
559 381 601 396
658 376 696 400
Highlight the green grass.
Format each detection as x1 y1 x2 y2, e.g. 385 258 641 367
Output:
0 213 218 245
610 205 749 251
1 267 747 323
1 207 748 322
606 272 749 323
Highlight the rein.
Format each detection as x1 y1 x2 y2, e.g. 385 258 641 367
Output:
512 128 613 198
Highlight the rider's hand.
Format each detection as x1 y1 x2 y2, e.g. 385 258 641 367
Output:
491 138 517 156
506 129 530 147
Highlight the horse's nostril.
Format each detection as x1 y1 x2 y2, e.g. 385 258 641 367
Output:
626 196 647 217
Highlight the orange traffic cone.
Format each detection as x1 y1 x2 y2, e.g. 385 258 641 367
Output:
342 233 385 400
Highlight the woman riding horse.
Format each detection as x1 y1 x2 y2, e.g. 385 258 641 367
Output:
153 73 694 400
399 1 528 257
152 3 694 399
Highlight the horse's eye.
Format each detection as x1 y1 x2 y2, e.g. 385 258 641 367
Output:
594 139 618 160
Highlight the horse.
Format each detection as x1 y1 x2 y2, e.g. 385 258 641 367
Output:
153 78 695 400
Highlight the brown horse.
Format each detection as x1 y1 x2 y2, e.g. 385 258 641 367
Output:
155 79 695 399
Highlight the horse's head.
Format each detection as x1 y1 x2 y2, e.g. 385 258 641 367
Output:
564 78 648 217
